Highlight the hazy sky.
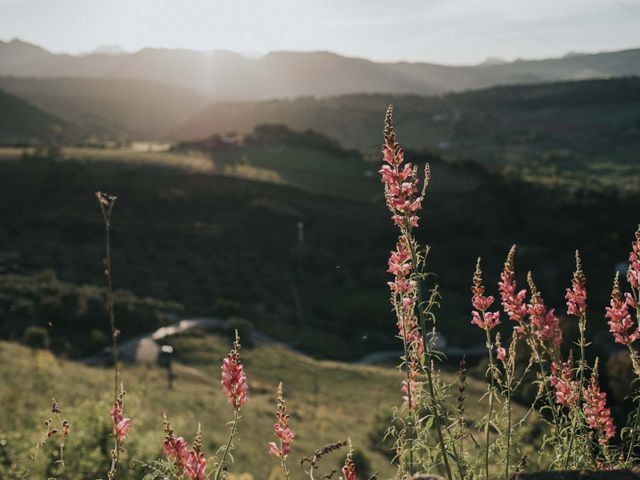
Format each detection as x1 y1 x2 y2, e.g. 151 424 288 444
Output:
1 0 639 64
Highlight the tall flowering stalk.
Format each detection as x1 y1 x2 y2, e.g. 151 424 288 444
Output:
215 331 248 480
96 191 131 480
21 401 71 480
561 251 589 468
607 226 640 461
606 273 640 367
470 258 501 480
498 246 528 329
380 105 452 478
525 273 564 457
268 382 294 480
584 360 616 449
108 387 131 479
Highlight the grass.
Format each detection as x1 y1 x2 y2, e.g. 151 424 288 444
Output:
0 145 378 201
0 333 521 479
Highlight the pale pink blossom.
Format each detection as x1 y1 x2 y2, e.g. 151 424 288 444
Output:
163 419 207 480
185 451 207 480
163 435 190 468
401 378 422 411
550 360 579 406
380 106 425 230
606 273 639 345
496 346 507 362
584 368 616 445
221 333 249 410
110 396 131 442
498 246 528 324
527 273 562 349
566 251 587 316
470 258 501 331
268 383 295 459
339 450 357 480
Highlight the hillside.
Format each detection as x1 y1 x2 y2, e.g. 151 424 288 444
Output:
0 88 75 144
2 38 640 98
0 77 208 139
0 145 637 360
0 333 513 479
173 77 640 187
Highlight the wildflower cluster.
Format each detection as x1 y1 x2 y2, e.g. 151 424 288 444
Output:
470 258 500 331
379 106 424 229
566 252 587 316
583 365 616 445
526 273 562 351
268 382 294 459
110 391 131 442
606 272 639 346
162 417 207 480
498 245 527 326
549 358 579 407
221 331 249 410
339 446 357 480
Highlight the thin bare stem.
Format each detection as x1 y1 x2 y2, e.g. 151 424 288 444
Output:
214 409 240 480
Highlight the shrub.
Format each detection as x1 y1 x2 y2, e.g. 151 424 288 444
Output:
22 325 50 349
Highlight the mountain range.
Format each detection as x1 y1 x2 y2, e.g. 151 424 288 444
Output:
2 38 640 99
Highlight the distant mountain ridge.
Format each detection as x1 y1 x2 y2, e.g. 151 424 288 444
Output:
2 38 640 98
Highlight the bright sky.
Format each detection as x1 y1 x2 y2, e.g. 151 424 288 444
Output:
1 0 639 64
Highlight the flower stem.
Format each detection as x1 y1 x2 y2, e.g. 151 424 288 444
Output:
484 327 496 480
564 313 587 469
505 376 512 480
214 409 240 480
406 235 453 480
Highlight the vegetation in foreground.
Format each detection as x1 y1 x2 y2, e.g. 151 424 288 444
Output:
2 107 640 479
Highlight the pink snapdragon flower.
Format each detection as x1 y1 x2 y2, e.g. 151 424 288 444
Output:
387 236 424 357
496 346 507 362
339 449 357 480
163 435 190 468
470 258 501 331
549 360 579 406
566 251 587 316
221 333 249 410
527 273 562 350
185 451 206 480
628 225 640 289
401 376 422 411
379 105 425 229
110 394 131 442
163 418 207 480
498 246 528 326
606 272 639 345
269 383 295 458
583 366 616 445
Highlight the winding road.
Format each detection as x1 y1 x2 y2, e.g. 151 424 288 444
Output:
82 317 486 366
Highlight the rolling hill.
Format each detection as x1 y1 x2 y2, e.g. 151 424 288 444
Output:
0 77 208 139
0 88 75 144
173 77 640 187
2 38 640 99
